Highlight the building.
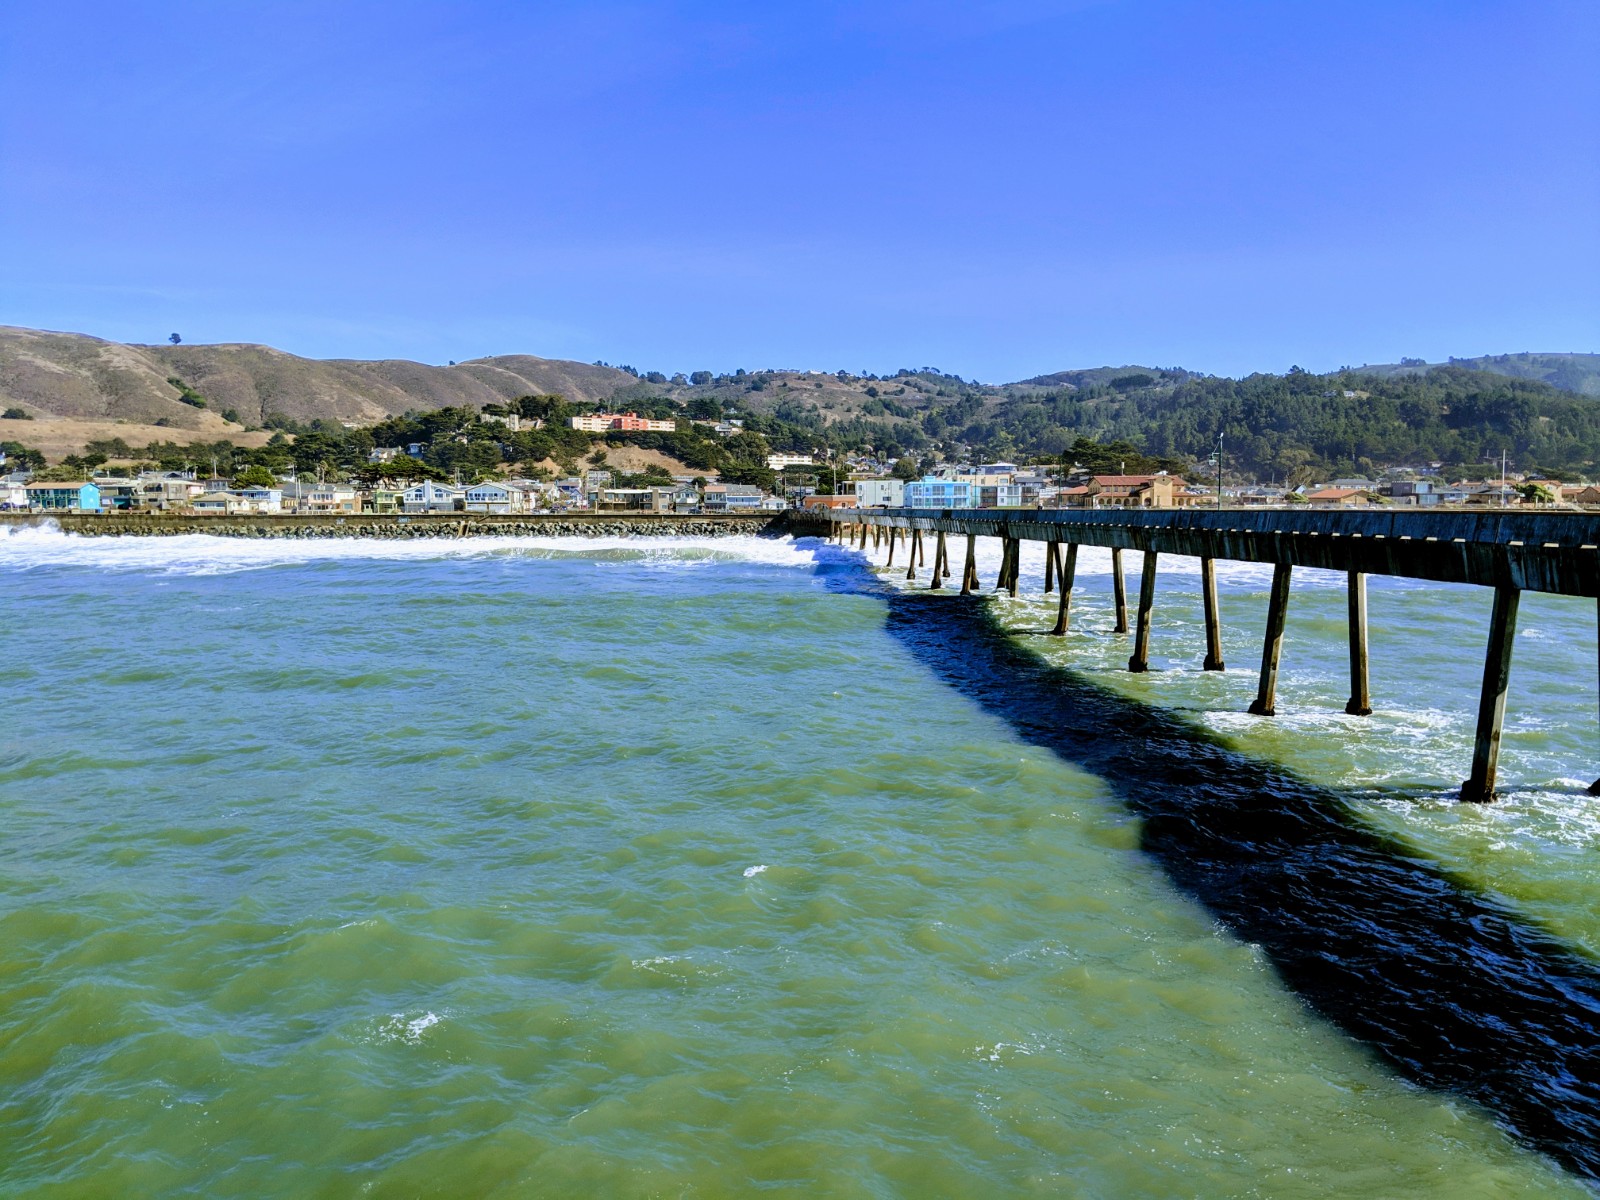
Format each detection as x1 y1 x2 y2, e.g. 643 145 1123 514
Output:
853 478 905 507
402 481 464 513
279 481 359 514
977 483 1024 508
25 481 102 512
766 453 816 471
570 412 677 433
1084 474 1186 508
904 477 977 508
190 491 256 515
702 483 764 511
236 487 283 513
461 481 533 514
1305 487 1370 508
596 487 655 511
0 481 29 510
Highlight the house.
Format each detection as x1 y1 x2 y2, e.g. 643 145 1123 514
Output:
853 478 905 507
0 481 29 510
461 481 532 514
369 447 403 463
702 483 764 511
1085 474 1186 508
597 487 655 511
1305 487 1370 508
904 477 977 508
650 484 700 513
191 491 256 515
26 481 102 512
236 487 283 514
402 481 464 513
802 494 855 510
279 481 359 514
1563 485 1600 507
138 475 204 510
366 487 406 514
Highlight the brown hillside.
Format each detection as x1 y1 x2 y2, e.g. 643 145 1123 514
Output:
0 326 640 427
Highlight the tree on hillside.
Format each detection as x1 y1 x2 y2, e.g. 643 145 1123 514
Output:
892 456 921 481
233 465 279 489
169 333 181 345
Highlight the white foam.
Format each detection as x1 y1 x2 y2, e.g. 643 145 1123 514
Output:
0 522 835 577
742 864 768 877
373 1010 444 1044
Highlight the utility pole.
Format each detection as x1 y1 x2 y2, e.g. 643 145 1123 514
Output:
1214 432 1224 510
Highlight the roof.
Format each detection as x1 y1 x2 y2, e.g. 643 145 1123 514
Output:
1091 474 1177 486
25 480 95 490
1306 487 1363 499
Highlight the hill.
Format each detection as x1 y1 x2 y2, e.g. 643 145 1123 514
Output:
1351 352 1600 398
0 326 640 428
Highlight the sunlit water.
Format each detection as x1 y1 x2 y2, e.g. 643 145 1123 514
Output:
2 524 1596 1197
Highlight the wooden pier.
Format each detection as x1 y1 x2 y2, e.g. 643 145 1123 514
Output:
831 507 1600 802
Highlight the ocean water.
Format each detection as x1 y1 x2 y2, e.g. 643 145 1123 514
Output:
2 523 1597 1197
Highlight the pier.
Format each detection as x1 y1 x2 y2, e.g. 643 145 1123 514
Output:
832 507 1600 802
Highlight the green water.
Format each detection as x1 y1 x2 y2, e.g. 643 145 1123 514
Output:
0 528 1592 1197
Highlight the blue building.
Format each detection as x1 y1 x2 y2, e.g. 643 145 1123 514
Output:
904 477 976 508
25 482 102 512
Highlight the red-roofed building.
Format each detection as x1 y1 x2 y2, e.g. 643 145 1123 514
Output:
1083 474 1187 508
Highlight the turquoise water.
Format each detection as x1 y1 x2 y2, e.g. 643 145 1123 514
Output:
1 526 1596 1197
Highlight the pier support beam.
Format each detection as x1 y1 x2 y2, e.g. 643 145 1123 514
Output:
1044 541 1057 594
960 535 978 595
1201 557 1225 671
1127 552 1158 672
1461 585 1521 802
1345 570 1372 716
1000 537 1020 597
931 531 948 588
886 527 897 568
1248 563 1293 716
905 530 920 581
1051 543 1079 636
1111 548 1129 633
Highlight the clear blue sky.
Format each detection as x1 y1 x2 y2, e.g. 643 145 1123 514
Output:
2 0 1596 381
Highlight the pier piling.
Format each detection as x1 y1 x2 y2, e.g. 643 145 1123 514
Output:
1201 557 1225 671
1111 548 1129 633
1345 571 1372 716
1051 543 1078 636
960 535 978 595
1248 563 1293 716
1461 585 1521 802
906 530 920 580
886 527 897 568
1127 552 1158 672
931 531 948 588
1044 541 1057 593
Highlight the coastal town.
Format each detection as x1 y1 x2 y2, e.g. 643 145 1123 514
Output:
2 401 1594 517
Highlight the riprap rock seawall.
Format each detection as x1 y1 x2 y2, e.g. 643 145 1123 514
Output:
0 513 828 539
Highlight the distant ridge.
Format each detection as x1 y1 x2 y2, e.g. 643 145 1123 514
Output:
1351 352 1600 398
0 325 639 431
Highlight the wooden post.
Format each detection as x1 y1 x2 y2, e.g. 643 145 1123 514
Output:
905 530 919 580
931 531 948 588
1127 551 1158 672
917 531 926 567
1111 548 1129 633
1345 570 1372 716
1248 563 1293 716
1050 543 1078 636
1461 585 1521 802
960 534 978 595
1044 540 1056 594
992 537 1010 592
1201 557 1225 671
886 527 897 568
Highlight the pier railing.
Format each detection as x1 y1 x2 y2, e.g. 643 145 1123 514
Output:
830 506 1600 802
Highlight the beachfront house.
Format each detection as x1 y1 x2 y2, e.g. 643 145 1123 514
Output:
0 481 28 510
25 481 102 512
702 483 764 511
190 491 256 515
461 481 532 514
1084 474 1186 508
402 481 463 514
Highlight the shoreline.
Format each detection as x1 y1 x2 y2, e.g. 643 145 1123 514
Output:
0 511 831 540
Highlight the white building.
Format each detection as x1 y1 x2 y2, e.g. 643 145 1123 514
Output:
853 478 905 507
766 453 816 471
461 481 533 514
402 481 464 513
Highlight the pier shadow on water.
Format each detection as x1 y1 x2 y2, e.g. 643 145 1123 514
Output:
869 584 1600 1181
